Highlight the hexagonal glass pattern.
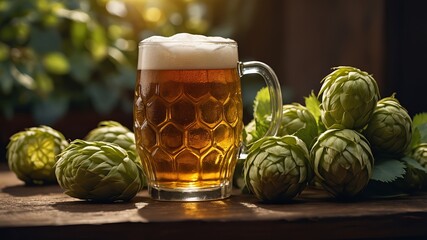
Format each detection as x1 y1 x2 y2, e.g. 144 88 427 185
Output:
160 123 184 154
146 96 167 126
213 123 234 151
134 97 145 127
201 148 222 180
176 150 200 181
171 97 196 127
188 124 212 150
199 97 222 127
139 121 157 150
134 69 243 190
160 80 183 103
185 82 210 101
152 148 176 181
210 82 230 103
224 98 240 125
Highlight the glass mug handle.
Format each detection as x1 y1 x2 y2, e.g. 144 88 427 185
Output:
238 61 283 152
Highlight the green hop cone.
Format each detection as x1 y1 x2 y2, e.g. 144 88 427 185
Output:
406 143 427 190
310 129 374 198
245 104 318 148
55 140 144 202
363 95 412 155
243 119 260 146
392 156 427 193
233 157 247 190
319 66 380 130
85 121 138 162
244 135 312 203
412 143 427 169
7 126 68 185
278 104 318 148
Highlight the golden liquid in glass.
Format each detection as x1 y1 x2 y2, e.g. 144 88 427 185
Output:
134 68 243 190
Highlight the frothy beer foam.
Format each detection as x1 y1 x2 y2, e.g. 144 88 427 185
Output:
138 33 238 70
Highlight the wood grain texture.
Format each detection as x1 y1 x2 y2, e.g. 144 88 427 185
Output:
1 167 427 240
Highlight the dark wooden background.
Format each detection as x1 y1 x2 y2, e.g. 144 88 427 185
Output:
1 0 427 161
236 0 426 116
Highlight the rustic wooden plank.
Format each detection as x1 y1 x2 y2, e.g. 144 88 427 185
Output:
1 167 427 239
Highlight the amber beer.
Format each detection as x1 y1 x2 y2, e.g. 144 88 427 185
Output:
135 34 283 201
134 69 243 187
134 34 243 200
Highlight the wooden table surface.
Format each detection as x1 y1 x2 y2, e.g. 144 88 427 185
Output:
1 166 427 240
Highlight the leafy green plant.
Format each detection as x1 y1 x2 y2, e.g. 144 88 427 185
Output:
0 0 257 125
0 0 138 124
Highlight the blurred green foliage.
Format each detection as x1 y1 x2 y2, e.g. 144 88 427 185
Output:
0 0 256 124
0 0 138 124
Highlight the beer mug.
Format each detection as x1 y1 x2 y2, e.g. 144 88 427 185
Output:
134 33 282 201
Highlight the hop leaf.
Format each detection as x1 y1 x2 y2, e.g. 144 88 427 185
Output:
246 87 274 146
394 156 427 192
55 140 144 202
7 126 69 185
304 91 321 125
253 87 271 126
370 158 406 183
410 113 427 149
413 113 427 130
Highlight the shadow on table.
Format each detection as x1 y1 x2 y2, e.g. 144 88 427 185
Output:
135 193 288 222
2 184 63 197
52 199 138 213
137 199 252 221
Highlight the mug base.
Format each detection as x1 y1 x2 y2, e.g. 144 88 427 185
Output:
147 181 232 201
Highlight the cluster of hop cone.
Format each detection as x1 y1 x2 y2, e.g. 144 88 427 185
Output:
240 66 427 203
7 121 145 202
6 66 427 204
